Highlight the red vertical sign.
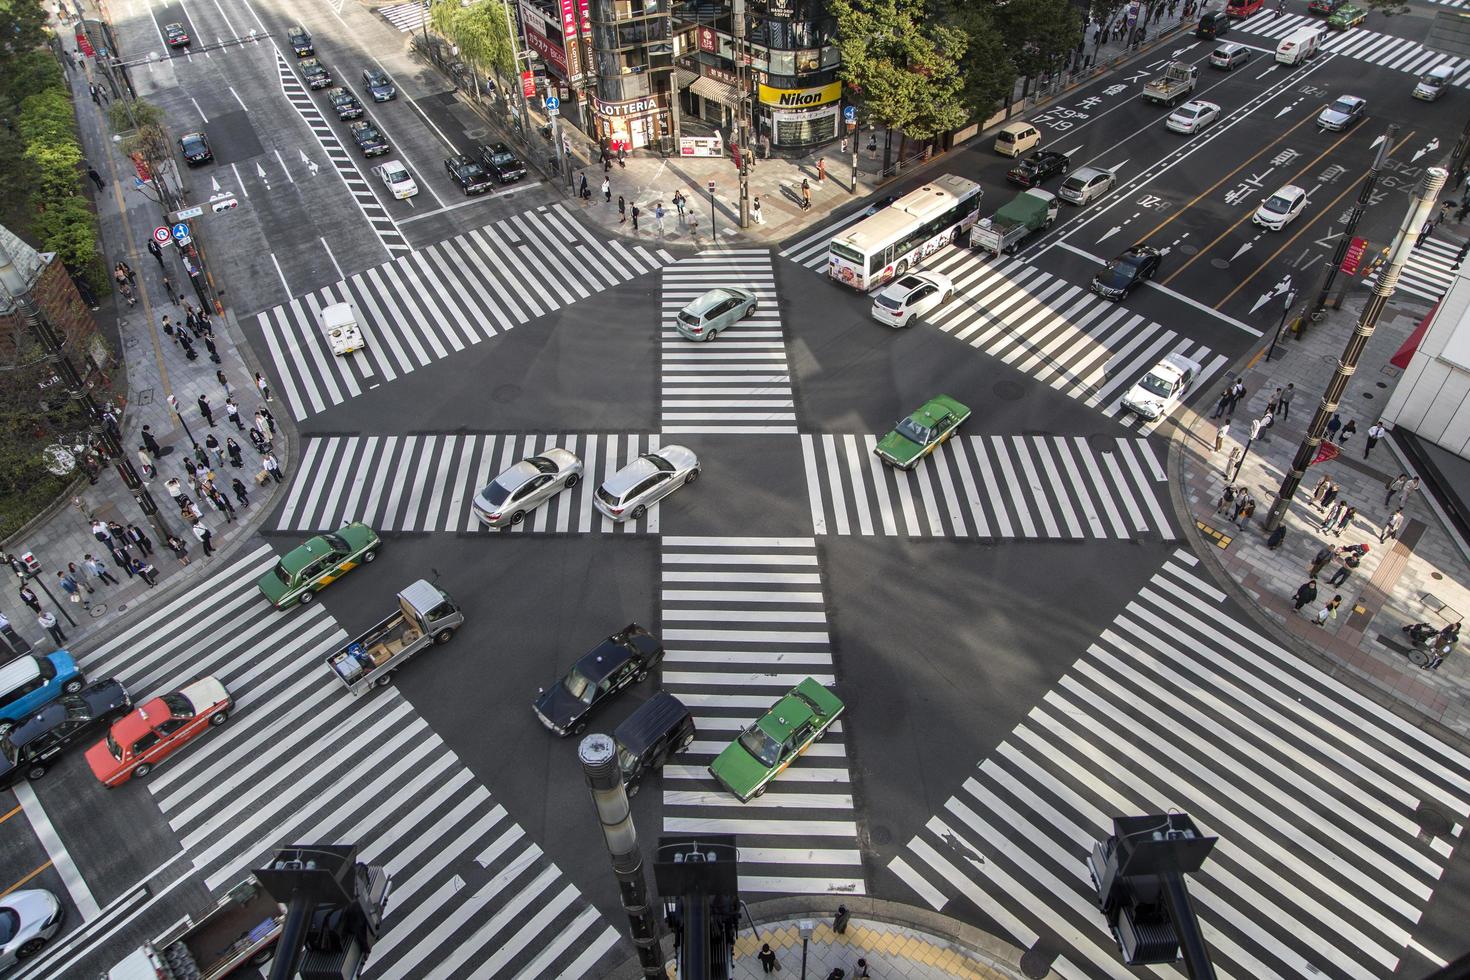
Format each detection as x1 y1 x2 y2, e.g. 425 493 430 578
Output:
560 0 582 82
521 70 536 98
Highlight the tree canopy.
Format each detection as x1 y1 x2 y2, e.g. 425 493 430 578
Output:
430 0 516 81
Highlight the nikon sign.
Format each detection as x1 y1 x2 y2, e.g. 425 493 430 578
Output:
757 81 841 108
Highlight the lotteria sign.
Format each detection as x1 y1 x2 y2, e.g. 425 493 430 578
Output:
756 81 841 108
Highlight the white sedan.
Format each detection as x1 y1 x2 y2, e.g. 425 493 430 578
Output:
376 160 418 199
1165 100 1221 135
870 271 954 328
1253 184 1308 231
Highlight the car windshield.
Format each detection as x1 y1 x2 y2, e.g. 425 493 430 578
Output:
183 136 205 152
162 692 195 718
875 292 904 310
490 149 516 165
359 126 380 140
738 725 783 768
323 532 351 552
1329 99 1356 114
385 167 408 182
1138 372 1173 397
1263 194 1293 214
0 909 17 945
105 730 123 760
271 563 293 585
895 418 932 445
561 669 595 703
527 455 557 474
645 453 675 473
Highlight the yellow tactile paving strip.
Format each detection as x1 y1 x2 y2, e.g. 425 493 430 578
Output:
711 919 1018 979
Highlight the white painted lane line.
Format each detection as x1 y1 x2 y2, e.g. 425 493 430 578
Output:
1056 240 1263 335
15 784 99 920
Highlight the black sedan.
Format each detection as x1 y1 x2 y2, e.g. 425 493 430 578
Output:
445 154 494 194
164 22 190 47
350 120 390 157
477 142 526 183
287 25 313 56
532 625 663 736
361 68 396 102
299 58 331 90
178 131 213 166
1091 245 1163 300
326 87 364 120
0 680 131 788
1007 150 1071 187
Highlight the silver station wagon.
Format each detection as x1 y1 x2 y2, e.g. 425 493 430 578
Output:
674 287 758 341
593 446 700 522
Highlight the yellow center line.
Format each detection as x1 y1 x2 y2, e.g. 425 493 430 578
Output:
1215 127 1418 309
0 804 21 826
1162 115 1371 286
1 861 54 898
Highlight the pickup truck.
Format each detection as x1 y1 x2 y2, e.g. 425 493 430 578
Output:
327 579 462 696
970 189 1059 256
104 877 284 980
1143 61 1198 106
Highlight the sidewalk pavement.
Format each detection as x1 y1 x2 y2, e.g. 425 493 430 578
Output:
0 4 290 659
726 918 1024 980
1173 220 1470 742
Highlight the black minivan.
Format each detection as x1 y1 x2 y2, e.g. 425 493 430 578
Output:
615 692 695 796
1197 9 1230 38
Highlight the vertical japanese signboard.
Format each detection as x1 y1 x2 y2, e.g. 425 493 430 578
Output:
560 0 582 84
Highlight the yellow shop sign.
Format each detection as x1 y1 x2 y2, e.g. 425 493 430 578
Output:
757 81 841 108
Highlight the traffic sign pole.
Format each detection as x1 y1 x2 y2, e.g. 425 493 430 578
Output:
845 106 858 194
708 179 716 239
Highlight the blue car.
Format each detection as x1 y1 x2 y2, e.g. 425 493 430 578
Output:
0 653 84 736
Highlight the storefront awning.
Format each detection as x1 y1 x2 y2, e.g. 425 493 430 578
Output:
690 75 744 108
676 68 699 90
1391 302 1437 369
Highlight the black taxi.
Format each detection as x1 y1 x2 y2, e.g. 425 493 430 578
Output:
533 624 663 736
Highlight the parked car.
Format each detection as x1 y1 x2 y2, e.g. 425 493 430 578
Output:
1007 150 1070 187
326 87 364 120
532 625 664 736
477 142 527 183
164 22 190 47
592 446 700 522
1120 352 1203 420
0 889 64 968
299 58 331 89
1317 94 1366 131
675 287 758 341
874 395 971 469
869 271 954 327
472 449 583 528
255 522 380 608
1253 184 1308 230
1165 99 1221 135
376 159 418 199
85 677 232 786
0 680 130 788
361 67 396 101
178 130 213 166
708 678 844 802
0 653 85 736
350 120 390 157
1058 166 1115 205
1091 245 1163 300
1209 42 1250 70
444 154 493 194
286 25 314 56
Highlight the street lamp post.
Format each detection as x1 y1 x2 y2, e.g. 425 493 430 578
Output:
798 919 814 979
1311 125 1396 319
1231 417 1263 484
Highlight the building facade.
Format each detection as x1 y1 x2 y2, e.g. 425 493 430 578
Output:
1382 263 1470 456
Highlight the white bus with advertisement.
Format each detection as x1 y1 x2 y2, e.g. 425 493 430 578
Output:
827 174 983 291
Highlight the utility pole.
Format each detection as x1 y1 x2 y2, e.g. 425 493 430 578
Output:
1312 125 1396 319
0 248 172 545
733 0 750 228
499 0 531 139
578 734 662 976
1264 166 1447 533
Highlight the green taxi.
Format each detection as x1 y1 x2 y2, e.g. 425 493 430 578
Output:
256 522 380 608
874 394 971 469
709 677 844 802
1327 4 1365 29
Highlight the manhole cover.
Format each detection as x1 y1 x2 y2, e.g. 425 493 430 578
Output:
1020 945 1058 980
869 826 892 846
1415 802 1452 838
994 380 1026 401
493 384 521 403
1087 433 1114 453
1210 258 1230 269
1179 244 1199 256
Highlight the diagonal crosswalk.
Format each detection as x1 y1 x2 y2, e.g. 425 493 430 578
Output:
274 433 667 535
1366 234 1462 305
255 205 675 423
660 250 797 434
1236 10 1470 85
75 545 622 979
781 226 1226 432
799 433 1175 540
659 537 865 896
889 549 1470 980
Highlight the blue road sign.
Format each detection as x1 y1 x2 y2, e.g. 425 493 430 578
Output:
843 105 857 123
134 176 145 189
545 95 560 111
171 222 190 241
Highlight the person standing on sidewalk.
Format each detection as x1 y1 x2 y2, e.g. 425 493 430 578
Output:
1214 484 1237 515
753 196 764 224
206 433 224 467
67 561 95 595
1210 385 1231 420
18 585 42 614
130 557 157 586
1310 474 1331 508
225 397 243 430
57 570 88 609
655 202 665 235
1326 546 1363 587
817 158 826 184
1314 594 1343 627
227 437 243 468
147 237 164 269
631 203 640 231
166 534 190 565
255 372 272 402
263 453 284 483
198 393 215 426
1292 579 1319 612
191 520 214 557
1332 504 1357 537
1363 420 1386 459
801 178 811 210
162 275 181 305
231 477 250 507
38 611 65 645
84 554 118 586
673 190 686 220
602 177 612 203
1276 383 1294 419
1380 508 1404 543
126 524 154 556
1339 418 1357 445
1326 413 1342 442
1309 544 1339 578
1214 422 1229 452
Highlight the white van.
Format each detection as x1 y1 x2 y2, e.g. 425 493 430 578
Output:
1276 25 1324 64
320 302 363 356
994 121 1041 158
1414 64 1455 100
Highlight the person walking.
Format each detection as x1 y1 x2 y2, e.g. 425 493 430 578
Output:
1326 412 1342 442
688 211 699 239
166 534 191 565
126 524 153 556
249 427 268 455
1437 200 1453 227
1213 421 1229 453
602 177 612 203
1397 476 1421 509
141 424 164 458
263 453 284 483
87 166 105 190
1292 578 1319 611
147 237 164 269
57 570 88 609
817 157 827 184
1310 474 1332 508
1314 594 1343 627
1266 524 1287 550
231 477 250 507
18 585 42 614
673 189 686 220
1319 481 1340 514
1209 386 1231 420
191 520 214 557
1380 508 1405 543
758 944 777 973
1320 497 1344 532
225 397 243 430
1417 219 1433 248
198 393 215 426
578 171 589 201
1338 418 1357 445
1309 544 1339 578
631 203 640 231
1363 420 1386 459
257 406 277 438
255 372 272 402
205 433 223 468
161 275 180 305
1332 504 1357 537
800 178 811 211
655 202 665 235
211 486 236 523
1326 548 1362 587
84 554 119 586
226 437 244 468
215 370 232 399
1383 473 1408 508
38 611 65 645
1233 494 1256 529
753 196 764 224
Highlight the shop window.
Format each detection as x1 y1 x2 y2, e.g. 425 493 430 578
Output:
820 44 840 69
767 49 795 74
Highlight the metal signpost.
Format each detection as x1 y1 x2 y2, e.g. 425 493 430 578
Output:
845 105 858 192
708 179 716 237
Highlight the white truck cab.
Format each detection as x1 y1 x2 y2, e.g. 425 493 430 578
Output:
320 302 363 356
1414 64 1454 101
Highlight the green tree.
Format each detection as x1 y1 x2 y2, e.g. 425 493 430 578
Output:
106 98 173 176
997 0 1084 86
931 0 1014 120
430 0 515 90
0 0 49 59
830 0 969 171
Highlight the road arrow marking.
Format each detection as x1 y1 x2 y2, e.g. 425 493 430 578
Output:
210 176 221 192
1412 137 1441 163
256 161 270 190
1371 133 1388 149
1098 225 1125 243
1105 159 1130 174
1232 241 1253 261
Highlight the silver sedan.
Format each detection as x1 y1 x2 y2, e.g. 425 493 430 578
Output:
473 448 583 528
593 445 700 522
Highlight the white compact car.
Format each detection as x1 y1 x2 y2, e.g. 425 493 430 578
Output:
0 889 63 969
376 160 418 199
870 271 954 327
1120 352 1202 420
1253 185 1308 231
1165 100 1221 135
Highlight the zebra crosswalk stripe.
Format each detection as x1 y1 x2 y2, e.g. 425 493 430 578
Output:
660 536 865 896
72 548 619 980
800 433 1175 540
1367 235 1461 304
1235 10 1470 84
891 549 1470 980
256 204 677 422
379 0 429 31
275 433 662 534
661 249 796 434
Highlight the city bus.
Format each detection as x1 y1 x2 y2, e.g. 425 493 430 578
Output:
827 174 983 291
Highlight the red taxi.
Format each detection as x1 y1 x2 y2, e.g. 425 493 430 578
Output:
85 677 232 786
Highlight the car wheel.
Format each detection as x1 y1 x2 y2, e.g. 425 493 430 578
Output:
685 469 700 485
434 627 455 644
134 762 153 778
565 473 580 489
250 946 276 966
635 669 649 682
299 590 314 605
364 550 377 563
16 938 47 960
627 780 641 798
703 327 716 342
680 733 694 751
510 511 525 526
25 764 47 781
209 710 230 726
63 678 84 694
631 504 647 521
1061 163 1069 174
753 784 767 798
943 290 953 302
895 259 909 275
572 721 587 736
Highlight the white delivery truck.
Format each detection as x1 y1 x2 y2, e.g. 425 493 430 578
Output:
320 301 364 355
105 876 284 980
1276 25 1324 64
